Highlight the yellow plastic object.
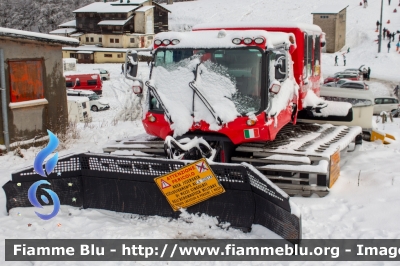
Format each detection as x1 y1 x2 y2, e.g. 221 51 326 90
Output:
370 130 396 144
385 133 396 140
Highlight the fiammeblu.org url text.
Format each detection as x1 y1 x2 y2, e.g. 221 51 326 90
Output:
122 244 340 259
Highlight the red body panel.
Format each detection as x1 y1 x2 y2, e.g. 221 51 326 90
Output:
143 104 292 145
145 25 323 144
64 73 103 95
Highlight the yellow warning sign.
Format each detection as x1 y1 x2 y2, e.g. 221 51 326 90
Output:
329 149 340 188
154 158 225 211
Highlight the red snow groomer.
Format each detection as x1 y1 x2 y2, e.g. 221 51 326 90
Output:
107 22 362 197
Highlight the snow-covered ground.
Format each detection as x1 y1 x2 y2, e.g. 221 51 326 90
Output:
2 0 400 265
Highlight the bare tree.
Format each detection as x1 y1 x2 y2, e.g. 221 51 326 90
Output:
0 0 95 33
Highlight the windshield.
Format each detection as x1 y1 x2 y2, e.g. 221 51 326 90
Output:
88 94 99 101
153 48 262 114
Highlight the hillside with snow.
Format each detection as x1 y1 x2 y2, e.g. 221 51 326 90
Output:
165 0 400 87
1 1 400 265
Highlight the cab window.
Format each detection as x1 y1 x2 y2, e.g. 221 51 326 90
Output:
303 34 314 78
383 98 393 104
313 35 321 76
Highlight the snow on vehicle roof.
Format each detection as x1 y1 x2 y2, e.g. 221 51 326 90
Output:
154 30 294 49
321 86 375 102
67 96 90 103
311 5 349 14
49 28 77 34
98 16 133 26
0 27 79 46
73 2 139 13
193 22 322 34
135 5 154 12
64 71 100 76
67 89 95 95
59 20 76 27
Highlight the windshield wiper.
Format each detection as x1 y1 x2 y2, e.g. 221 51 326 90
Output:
189 63 223 126
145 81 172 124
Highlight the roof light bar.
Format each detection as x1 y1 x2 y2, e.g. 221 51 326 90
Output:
154 39 162 46
162 39 171 45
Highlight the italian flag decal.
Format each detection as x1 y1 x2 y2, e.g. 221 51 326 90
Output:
244 128 260 139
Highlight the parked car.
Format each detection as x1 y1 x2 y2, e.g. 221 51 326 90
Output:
373 97 399 115
94 68 110 81
338 81 369 90
324 78 351 87
66 89 110 112
323 72 360 84
344 65 366 74
65 72 103 95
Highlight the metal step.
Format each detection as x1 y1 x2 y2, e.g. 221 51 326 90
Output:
231 155 311 165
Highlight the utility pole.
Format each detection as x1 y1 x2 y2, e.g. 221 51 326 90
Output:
378 0 384 53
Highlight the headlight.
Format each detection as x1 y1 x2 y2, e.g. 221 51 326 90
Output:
254 37 264 44
171 39 180 45
243 38 252 44
232 38 241 44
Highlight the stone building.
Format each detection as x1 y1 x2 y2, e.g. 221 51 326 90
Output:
0 27 79 150
50 0 170 49
312 5 348 53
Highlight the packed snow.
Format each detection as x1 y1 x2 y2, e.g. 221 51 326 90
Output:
2 0 400 265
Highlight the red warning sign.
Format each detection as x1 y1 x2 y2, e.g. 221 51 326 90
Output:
196 161 208 173
161 179 171 189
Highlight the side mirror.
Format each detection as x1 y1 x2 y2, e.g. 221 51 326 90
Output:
126 50 138 78
274 54 287 81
